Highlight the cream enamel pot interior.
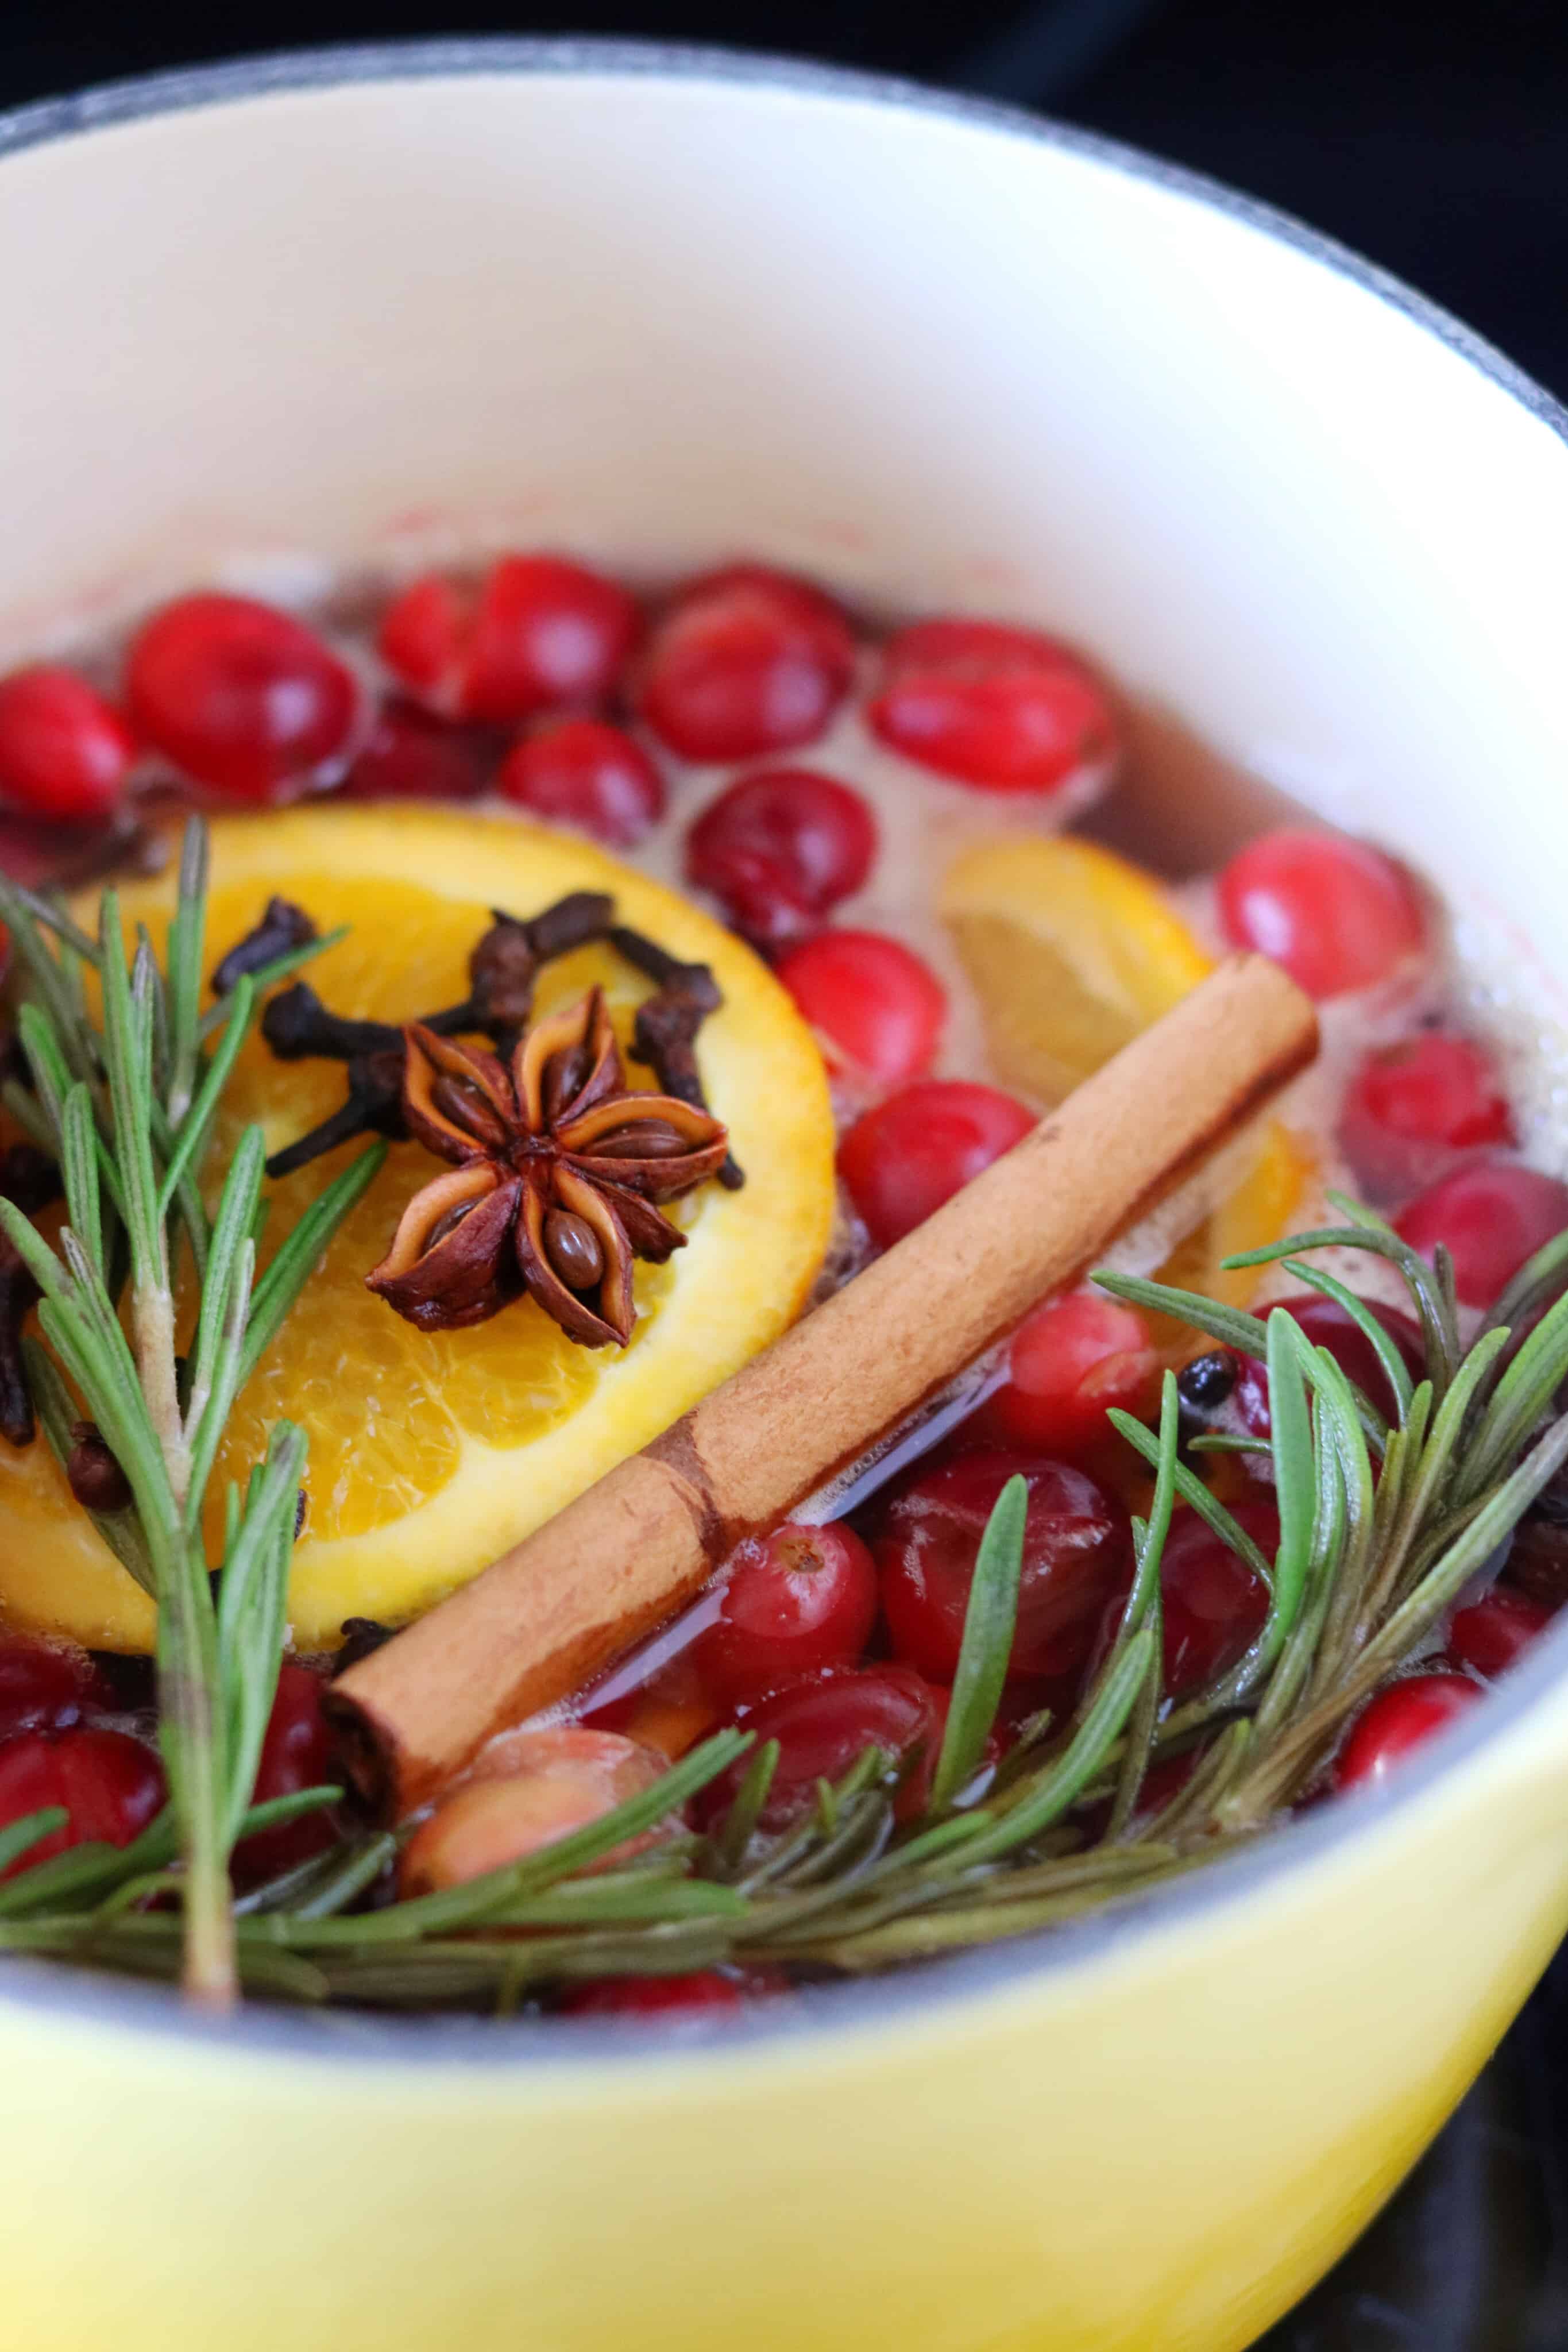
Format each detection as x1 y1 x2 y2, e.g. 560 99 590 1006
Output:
3 43 1568 2352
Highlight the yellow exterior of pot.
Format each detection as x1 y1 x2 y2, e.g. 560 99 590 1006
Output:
3 1662 1567 2352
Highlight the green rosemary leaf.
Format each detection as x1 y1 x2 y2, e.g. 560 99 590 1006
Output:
0 1810 68 1876
240 1142 388 1385
1092 1269 1269 1358
155 973 256 1223
97 891 165 1295
929 1472 1027 1813
1482 1228 1568 1343
0 880 101 967
712 1739 781 1875
1 1077 59 1157
1459 1289 1568 1502
1187 1432 1273 1455
1106 1374 1179 1836
1220 1215 1459 1395
195 925 350 1040
1106 1409 1275 1586
215 1425 308 1836
946 1629 1155 1869
59 1084 105 1281
484 1877 750 1930
238 1786 346 1838
236 1832 397 1921
0 881 98 1084
164 819 210 1128
24 1339 155 1593
1260 1309 1315 1664
1273 1257 1413 1424
183 1233 258 1536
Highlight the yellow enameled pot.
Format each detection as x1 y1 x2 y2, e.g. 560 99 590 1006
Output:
2 44 1568 2351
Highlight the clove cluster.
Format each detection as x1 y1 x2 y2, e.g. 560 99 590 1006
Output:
248 892 744 1189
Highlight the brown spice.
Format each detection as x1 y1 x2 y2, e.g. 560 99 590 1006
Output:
330 954 1319 1818
365 988 729 1344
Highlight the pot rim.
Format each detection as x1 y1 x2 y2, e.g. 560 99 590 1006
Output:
1 32 1566 2072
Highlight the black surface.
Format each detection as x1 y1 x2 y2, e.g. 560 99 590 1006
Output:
2 3 1565 2342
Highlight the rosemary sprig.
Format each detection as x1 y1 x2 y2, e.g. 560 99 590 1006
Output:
0 826 381 2006
7 926 1568 2014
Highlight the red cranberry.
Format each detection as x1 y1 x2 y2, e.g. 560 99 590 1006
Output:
1448 1587 1554 1679
775 928 947 1085
0 666 135 823
231 1661 338 1885
127 593 358 803
867 618 1115 794
1157 1500 1277 1697
701 1665 947 1831
0 1727 164 1875
876 1449 1133 1683
1395 1160 1568 1309
380 559 641 724
1226 1296 1428 1443
685 768 876 949
339 699 485 801
838 1079 1034 1248
498 718 665 847
0 1637 113 1741
1339 1031 1513 1201
377 574 467 701
981 1291 1158 1457
694 1521 878 1707
466 558 641 723
1217 828 1425 999
638 565 856 762
559 1970 747 2018
1333 1674 1483 1792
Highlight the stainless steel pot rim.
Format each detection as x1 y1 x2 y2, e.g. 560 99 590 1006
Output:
0 34 1564 2069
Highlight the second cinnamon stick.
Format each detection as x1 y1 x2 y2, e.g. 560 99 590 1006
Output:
330 954 1316 1816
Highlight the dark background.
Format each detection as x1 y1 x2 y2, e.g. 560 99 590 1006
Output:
5 1 1567 2341
4 0 1568 399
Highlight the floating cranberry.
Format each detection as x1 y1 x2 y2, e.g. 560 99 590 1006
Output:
1448 1587 1555 1679
0 1727 164 1875
559 1970 747 2018
1217 828 1425 999
380 559 641 724
685 768 876 950
499 718 665 847
127 593 359 803
232 1661 338 1886
1339 1031 1513 1201
982 1291 1158 1457
867 618 1115 794
1395 1160 1568 1309
695 1521 878 1708
638 565 856 762
877 1449 1133 1683
838 1079 1033 1248
775 928 947 1085
401 1728 667 1895
377 574 467 701
466 558 642 723
0 665 135 823
700 1665 947 1832
1333 1674 1483 1792
1157 1500 1277 1697
339 699 485 801
0 1638 113 1741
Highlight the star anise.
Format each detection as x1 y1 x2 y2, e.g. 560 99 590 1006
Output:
365 989 729 1345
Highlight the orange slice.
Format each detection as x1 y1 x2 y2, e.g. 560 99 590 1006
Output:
941 830 1310 1342
0 807 834 1651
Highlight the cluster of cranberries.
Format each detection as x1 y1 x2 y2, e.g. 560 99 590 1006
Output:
0 1648 337 1886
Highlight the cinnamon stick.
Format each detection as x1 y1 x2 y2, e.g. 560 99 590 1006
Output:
329 955 1316 1817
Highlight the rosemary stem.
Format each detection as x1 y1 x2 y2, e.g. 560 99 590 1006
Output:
133 1278 191 1506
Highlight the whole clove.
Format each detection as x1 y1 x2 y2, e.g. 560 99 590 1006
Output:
211 896 318 996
